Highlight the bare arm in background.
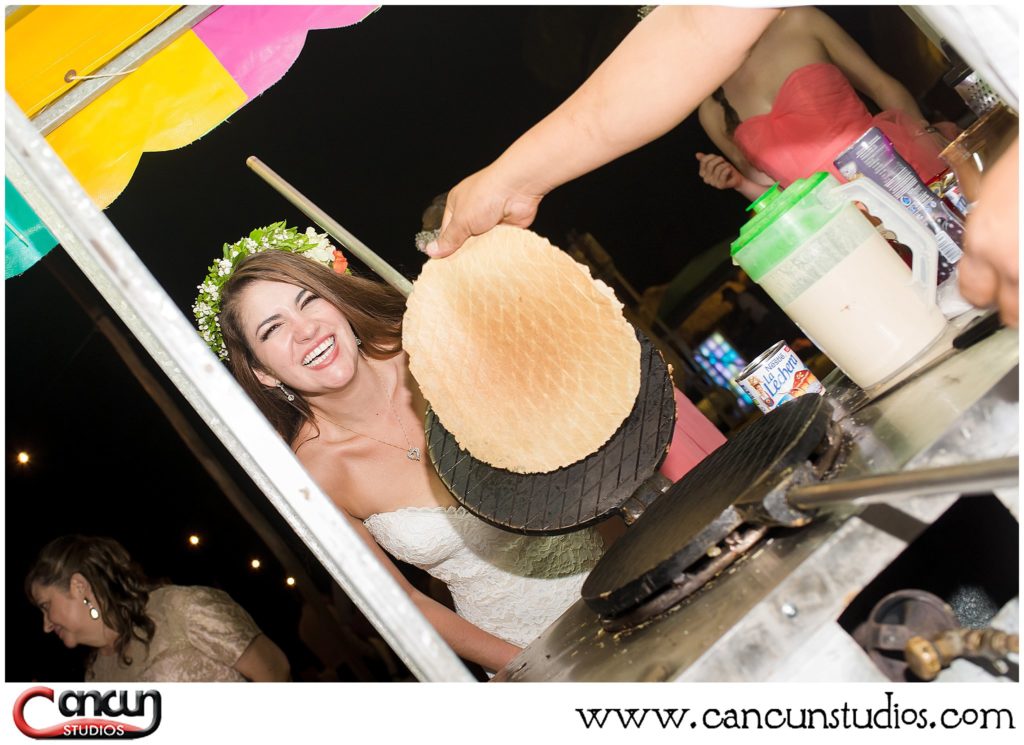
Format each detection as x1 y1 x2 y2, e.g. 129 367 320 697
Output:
696 6 932 199
811 7 929 125
427 5 780 258
234 633 292 681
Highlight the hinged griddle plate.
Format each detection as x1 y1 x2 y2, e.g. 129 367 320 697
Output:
582 393 831 617
426 330 676 535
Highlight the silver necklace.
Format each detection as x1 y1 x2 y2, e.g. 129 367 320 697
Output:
319 363 422 461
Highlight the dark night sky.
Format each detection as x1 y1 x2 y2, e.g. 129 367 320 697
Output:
5 6 959 681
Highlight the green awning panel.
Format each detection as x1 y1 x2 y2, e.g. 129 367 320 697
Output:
5 177 58 279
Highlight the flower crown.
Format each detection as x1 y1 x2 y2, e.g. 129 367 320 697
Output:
193 221 350 361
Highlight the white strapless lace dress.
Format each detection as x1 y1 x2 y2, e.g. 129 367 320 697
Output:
364 506 604 647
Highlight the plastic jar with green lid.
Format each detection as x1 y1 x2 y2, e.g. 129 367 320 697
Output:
730 172 836 282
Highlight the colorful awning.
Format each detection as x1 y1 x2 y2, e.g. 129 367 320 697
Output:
5 5 378 278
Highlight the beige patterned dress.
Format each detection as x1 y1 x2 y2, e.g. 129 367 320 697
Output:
88 585 261 682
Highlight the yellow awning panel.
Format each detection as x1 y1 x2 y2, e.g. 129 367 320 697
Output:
5 5 180 117
45 30 247 208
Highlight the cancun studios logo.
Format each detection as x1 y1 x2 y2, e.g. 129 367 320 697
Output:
13 687 162 739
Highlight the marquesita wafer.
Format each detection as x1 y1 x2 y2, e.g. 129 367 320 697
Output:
403 225 641 473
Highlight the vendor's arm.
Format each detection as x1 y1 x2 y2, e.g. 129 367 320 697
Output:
427 5 780 257
234 634 292 682
960 136 1019 327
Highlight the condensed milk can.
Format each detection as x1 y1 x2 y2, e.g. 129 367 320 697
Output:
735 340 823 414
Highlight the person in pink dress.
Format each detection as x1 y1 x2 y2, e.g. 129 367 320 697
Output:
424 5 1016 327
694 6 957 201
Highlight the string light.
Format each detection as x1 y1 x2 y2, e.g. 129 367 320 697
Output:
16 451 30 465
285 576 296 587
250 559 261 570
188 535 201 547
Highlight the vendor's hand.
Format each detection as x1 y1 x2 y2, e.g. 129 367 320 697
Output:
960 136 1019 327
695 152 744 191
425 165 544 259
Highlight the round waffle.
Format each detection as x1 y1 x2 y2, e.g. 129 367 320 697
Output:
403 225 641 474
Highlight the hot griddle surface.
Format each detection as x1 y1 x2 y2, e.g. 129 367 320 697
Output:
582 393 831 617
426 331 675 535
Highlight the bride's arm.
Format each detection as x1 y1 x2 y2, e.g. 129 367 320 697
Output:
297 431 521 673
344 514 522 674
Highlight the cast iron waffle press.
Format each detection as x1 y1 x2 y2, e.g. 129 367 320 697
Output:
582 393 837 621
425 329 676 535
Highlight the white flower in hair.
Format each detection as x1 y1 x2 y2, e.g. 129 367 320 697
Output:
304 227 337 264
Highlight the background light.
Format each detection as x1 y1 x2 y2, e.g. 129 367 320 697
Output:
188 535 200 546
285 576 295 587
16 451 30 465
250 559 261 569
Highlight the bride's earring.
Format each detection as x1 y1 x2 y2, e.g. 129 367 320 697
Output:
277 382 295 402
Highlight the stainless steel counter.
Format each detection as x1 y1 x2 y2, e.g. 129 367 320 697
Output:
496 321 1019 682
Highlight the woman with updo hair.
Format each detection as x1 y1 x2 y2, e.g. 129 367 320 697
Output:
26 535 290 682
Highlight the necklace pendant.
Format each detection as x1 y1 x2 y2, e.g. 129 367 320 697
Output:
407 447 421 461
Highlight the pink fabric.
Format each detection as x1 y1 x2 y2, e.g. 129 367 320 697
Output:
734 63 953 187
193 6 378 100
658 387 727 482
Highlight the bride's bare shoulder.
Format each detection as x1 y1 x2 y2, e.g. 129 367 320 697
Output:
293 431 356 495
